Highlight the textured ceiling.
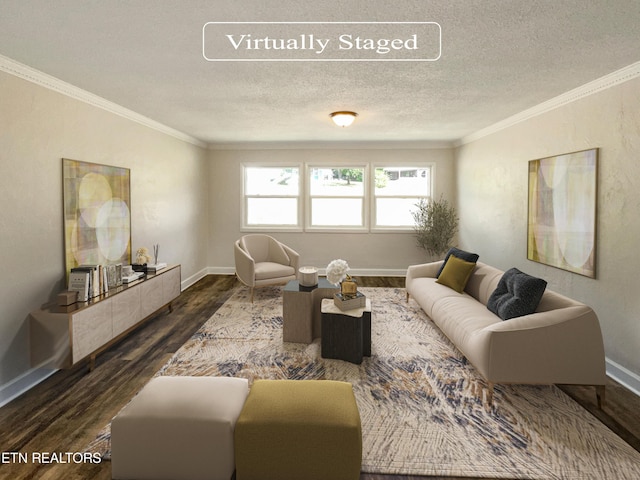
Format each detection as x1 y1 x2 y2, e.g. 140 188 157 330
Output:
1 1 640 146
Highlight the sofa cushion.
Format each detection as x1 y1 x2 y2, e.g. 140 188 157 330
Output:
431 295 500 353
464 262 504 305
437 247 480 277
487 268 547 320
435 255 476 293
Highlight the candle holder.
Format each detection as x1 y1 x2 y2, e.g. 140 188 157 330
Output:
299 266 319 287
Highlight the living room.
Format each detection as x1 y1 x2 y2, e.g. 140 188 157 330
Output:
2 1 640 479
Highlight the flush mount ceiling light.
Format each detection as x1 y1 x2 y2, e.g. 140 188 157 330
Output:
329 111 358 127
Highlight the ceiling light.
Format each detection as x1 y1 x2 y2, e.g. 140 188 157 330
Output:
330 111 358 127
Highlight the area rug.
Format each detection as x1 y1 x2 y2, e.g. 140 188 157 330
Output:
87 286 640 479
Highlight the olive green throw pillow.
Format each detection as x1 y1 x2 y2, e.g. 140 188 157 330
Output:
435 255 476 293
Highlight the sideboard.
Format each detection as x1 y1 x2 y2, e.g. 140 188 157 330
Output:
30 264 181 371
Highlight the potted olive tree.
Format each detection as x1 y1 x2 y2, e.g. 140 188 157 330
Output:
412 195 459 259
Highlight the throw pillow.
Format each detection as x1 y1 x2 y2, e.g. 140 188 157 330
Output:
435 255 477 293
487 268 547 320
437 247 480 277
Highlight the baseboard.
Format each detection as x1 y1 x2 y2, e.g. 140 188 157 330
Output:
181 267 210 291
606 357 640 397
0 366 57 408
207 266 236 275
344 268 407 277
204 267 407 277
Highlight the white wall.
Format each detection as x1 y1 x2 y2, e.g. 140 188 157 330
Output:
0 71 209 403
208 147 455 274
456 76 640 389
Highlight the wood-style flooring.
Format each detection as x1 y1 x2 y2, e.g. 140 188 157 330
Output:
1 274 639 480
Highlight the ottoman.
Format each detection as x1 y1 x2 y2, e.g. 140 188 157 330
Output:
234 380 362 480
111 376 249 480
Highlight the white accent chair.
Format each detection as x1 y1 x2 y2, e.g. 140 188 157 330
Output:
234 234 300 302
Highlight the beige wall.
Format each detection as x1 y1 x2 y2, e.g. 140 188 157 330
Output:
456 77 640 389
207 147 456 274
4 60 639 402
0 71 209 401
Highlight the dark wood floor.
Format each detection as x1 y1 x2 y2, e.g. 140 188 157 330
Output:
1 275 639 480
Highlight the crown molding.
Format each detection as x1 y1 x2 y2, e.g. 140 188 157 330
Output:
456 61 640 147
0 54 207 149
5 52 637 151
208 139 455 150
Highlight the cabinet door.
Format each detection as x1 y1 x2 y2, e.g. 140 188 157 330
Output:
140 274 165 318
162 266 181 304
112 285 141 337
72 300 112 363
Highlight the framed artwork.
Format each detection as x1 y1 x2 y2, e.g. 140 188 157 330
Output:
63 159 131 276
527 148 598 278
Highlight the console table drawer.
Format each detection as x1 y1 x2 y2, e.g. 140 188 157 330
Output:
72 299 112 363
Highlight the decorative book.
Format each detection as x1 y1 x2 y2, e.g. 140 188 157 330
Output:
123 272 144 283
147 262 167 272
68 271 90 302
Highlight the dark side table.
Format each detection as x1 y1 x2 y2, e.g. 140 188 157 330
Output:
320 298 372 364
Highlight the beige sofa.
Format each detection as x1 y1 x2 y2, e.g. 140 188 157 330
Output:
406 260 607 405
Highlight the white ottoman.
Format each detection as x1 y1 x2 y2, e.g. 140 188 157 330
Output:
111 376 249 480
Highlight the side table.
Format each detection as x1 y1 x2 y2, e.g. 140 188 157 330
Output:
321 298 372 364
282 279 339 343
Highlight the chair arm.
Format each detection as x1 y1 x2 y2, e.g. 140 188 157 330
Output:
234 242 256 287
282 244 300 271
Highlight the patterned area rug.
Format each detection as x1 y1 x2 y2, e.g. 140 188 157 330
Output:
88 286 640 479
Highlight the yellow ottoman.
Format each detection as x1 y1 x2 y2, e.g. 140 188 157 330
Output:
234 380 362 480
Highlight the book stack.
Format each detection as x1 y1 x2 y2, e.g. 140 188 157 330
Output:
123 271 144 283
147 262 167 273
333 291 367 311
69 264 111 300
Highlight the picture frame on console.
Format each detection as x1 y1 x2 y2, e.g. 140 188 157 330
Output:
527 148 598 278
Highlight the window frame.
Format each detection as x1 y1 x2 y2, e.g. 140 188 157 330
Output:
241 163 303 232
240 162 435 233
305 164 369 233
371 163 435 232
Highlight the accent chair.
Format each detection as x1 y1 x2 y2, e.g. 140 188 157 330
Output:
234 234 299 302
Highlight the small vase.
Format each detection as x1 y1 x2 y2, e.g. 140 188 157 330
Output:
340 275 358 298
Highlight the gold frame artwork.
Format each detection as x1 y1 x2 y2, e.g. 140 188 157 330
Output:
63 159 132 276
527 148 598 278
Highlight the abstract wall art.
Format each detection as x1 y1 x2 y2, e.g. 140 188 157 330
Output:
527 149 598 278
63 159 131 275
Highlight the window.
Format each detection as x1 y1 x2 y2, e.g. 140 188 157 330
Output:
241 163 433 232
373 166 432 229
243 166 300 229
308 166 367 229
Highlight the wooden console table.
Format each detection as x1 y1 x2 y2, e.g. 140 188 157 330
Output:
30 264 181 371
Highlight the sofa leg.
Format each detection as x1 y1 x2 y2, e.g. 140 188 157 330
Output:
250 287 254 303
485 382 494 407
406 291 409 303
596 385 606 409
